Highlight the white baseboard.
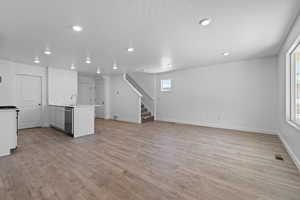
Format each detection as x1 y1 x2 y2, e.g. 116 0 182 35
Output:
157 117 277 135
279 134 300 171
0 151 10 157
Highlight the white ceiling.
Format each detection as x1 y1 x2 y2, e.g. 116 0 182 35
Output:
0 0 299 74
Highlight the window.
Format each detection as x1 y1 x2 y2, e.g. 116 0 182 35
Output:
289 42 300 126
161 79 172 92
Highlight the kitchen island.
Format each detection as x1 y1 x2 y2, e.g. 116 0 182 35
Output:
48 105 95 138
0 106 18 157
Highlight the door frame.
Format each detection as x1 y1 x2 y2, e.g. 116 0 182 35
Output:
16 74 43 129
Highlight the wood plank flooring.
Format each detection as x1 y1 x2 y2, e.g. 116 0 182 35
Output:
1 119 300 200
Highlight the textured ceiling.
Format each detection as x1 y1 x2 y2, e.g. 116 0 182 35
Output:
0 0 299 74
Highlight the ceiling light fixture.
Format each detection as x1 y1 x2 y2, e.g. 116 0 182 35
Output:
85 57 91 64
96 68 101 74
70 64 76 70
222 52 230 56
127 47 134 52
33 57 40 64
43 47 52 55
113 63 118 70
72 25 83 32
199 18 211 26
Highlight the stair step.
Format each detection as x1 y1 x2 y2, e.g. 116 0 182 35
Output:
142 115 154 123
141 112 151 116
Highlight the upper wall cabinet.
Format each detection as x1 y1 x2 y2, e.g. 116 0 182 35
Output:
48 68 78 106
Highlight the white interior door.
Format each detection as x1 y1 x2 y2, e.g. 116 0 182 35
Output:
16 75 42 129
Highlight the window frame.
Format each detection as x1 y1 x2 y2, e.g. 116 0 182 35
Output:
286 36 300 130
160 79 172 92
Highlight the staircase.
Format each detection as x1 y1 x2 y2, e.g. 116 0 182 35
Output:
141 103 154 122
124 73 155 123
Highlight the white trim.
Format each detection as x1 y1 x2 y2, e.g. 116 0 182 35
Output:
138 97 142 124
157 117 278 135
279 133 300 171
0 151 10 157
285 36 300 129
286 120 300 132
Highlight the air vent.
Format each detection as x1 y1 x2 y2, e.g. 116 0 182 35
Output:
275 154 284 161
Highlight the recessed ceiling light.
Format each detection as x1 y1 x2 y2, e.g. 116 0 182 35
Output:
44 48 52 55
33 57 40 64
223 52 230 56
70 64 76 70
72 25 83 32
44 50 51 55
85 57 91 64
96 68 101 74
127 47 134 52
113 63 118 70
199 18 211 26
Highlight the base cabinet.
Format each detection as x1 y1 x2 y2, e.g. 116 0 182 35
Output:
49 106 65 131
49 105 95 138
73 106 95 138
0 109 17 157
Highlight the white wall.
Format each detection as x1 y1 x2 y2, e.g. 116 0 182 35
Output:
278 15 300 168
78 75 95 105
155 57 278 134
48 68 78 106
0 60 15 105
95 77 105 105
103 76 111 119
110 75 141 123
129 72 155 98
0 59 48 126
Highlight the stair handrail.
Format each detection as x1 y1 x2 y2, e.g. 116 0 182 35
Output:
125 73 153 100
123 74 142 97
124 73 155 115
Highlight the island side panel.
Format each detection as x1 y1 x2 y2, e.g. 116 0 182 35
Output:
73 106 95 138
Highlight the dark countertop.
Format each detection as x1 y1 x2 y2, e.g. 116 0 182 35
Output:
0 106 17 109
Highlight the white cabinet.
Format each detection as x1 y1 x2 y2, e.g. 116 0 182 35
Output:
55 107 65 130
48 105 95 138
73 106 95 138
49 106 65 131
0 109 17 157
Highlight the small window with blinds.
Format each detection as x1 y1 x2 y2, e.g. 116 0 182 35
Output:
161 79 172 92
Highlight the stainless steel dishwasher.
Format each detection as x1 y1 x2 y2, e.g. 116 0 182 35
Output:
65 107 74 136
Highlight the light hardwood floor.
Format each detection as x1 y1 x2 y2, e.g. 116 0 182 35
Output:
1 119 300 200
